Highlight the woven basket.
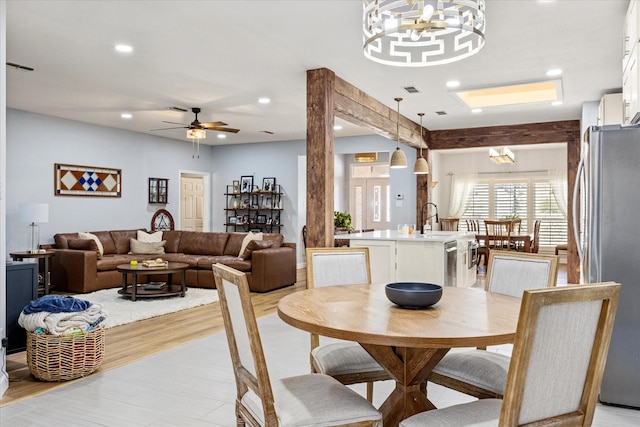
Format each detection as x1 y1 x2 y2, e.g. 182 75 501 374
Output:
26 327 105 381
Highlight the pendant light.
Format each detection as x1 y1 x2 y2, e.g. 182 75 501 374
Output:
390 97 407 168
413 113 429 174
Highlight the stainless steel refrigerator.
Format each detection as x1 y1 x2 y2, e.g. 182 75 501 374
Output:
573 124 640 408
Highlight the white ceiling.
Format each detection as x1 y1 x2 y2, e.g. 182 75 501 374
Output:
5 1 628 147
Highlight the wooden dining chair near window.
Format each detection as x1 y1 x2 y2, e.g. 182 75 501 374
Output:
306 248 391 402
212 263 382 427
404 282 621 427
530 219 542 253
429 251 559 399
483 219 513 264
439 218 459 231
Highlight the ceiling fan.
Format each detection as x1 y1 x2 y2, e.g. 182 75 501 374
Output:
151 107 239 158
151 107 240 134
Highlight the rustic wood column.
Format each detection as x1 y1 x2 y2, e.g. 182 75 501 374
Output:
306 68 336 248
566 130 581 284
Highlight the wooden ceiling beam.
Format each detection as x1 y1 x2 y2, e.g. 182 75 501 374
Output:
429 120 580 149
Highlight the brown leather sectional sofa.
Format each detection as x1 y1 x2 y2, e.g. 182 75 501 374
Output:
50 229 296 293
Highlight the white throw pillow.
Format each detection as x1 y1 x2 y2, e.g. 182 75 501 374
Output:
137 230 163 243
238 231 263 257
130 238 166 255
78 232 105 256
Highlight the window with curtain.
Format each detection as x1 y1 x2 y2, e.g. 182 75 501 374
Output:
459 174 567 247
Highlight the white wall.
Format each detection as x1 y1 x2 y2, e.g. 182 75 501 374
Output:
432 145 568 217
6 109 212 252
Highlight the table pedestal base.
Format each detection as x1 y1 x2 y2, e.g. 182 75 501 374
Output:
362 344 449 427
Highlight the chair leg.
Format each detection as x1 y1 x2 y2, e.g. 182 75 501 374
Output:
366 382 374 402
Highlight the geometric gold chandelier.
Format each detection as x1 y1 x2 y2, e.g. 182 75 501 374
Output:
363 0 486 67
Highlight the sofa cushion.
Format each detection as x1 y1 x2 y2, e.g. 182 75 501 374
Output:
241 240 273 260
90 231 117 255
263 233 284 248
203 256 252 272
162 230 183 253
159 253 201 268
178 231 229 256
137 230 163 243
78 232 105 256
110 230 138 254
239 231 263 257
54 232 79 249
130 238 166 254
68 238 102 259
224 233 247 256
96 254 138 271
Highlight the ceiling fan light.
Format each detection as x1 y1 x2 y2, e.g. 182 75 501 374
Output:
187 128 206 140
413 156 429 174
390 148 408 168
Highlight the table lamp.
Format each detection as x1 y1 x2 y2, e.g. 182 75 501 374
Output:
19 203 49 253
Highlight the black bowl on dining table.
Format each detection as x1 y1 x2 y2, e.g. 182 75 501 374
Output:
385 282 443 309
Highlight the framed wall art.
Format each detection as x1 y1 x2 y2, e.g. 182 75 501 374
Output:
262 177 276 192
54 163 121 197
240 175 253 193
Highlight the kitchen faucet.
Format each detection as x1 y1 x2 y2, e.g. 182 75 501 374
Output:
420 202 439 234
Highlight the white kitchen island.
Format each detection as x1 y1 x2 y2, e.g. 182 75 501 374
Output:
335 230 478 287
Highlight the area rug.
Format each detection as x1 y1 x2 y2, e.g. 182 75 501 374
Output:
78 287 219 328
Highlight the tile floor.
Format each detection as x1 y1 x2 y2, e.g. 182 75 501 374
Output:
1 314 639 426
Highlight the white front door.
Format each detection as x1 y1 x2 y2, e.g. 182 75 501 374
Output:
349 163 390 231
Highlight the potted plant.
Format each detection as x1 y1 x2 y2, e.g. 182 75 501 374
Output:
334 211 352 232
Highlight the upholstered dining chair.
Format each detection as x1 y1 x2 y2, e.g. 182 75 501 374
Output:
305 247 391 402
212 263 382 427
404 282 621 427
429 251 560 399
439 218 459 231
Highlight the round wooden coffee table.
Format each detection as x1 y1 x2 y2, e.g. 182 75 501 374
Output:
117 262 188 301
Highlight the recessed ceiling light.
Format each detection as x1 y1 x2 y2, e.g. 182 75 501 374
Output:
120 113 132 119
551 101 563 106
471 108 482 113
546 69 562 77
114 44 133 53
258 97 271 104
217 134 227 139
334 125 343 130
446 80 461 88
453 79 563 108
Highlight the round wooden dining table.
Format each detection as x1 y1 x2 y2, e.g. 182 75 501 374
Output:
277 284 522 427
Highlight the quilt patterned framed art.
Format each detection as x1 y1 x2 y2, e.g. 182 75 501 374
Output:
54 163 122 197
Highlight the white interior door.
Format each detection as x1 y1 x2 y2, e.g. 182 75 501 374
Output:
180 176 204 231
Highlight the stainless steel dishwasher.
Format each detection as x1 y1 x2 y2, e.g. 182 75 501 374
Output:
444 240 457 287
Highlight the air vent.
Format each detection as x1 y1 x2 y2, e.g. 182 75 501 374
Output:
403 86 421 94
260 130 274 135
435 111 448 115
167 106 188 112
6 62 34 71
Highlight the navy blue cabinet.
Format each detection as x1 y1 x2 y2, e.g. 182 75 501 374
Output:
6 262 38 354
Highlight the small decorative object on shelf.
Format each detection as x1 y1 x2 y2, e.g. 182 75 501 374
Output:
149 178 168 204
224 177 284 232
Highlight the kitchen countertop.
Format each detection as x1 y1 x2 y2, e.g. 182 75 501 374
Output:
335 229 476 243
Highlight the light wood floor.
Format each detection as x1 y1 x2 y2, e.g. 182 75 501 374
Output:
1 264 568 407
1 270 307 407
